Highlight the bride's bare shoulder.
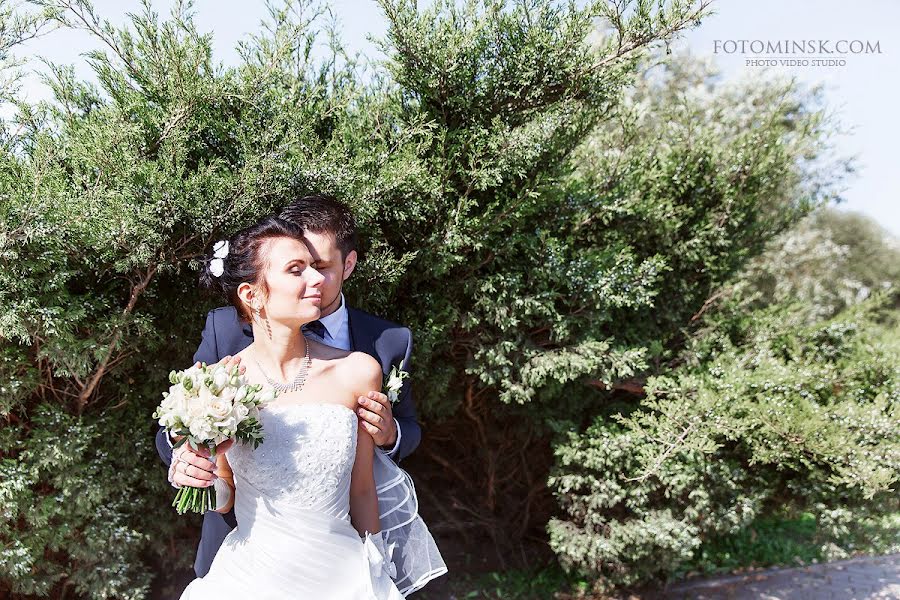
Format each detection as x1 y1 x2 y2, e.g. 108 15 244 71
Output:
334 351 383 393
336 351 381 376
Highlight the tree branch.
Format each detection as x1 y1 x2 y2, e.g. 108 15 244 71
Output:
76 265 157 414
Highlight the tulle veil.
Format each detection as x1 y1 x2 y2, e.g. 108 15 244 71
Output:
371 448 448 595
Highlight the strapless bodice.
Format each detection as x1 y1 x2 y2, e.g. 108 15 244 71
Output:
180 401 445 600
226 402 358 520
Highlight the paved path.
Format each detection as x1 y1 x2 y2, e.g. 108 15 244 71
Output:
650 553 900 600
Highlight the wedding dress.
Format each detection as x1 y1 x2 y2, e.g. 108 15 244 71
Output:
179 402 447 599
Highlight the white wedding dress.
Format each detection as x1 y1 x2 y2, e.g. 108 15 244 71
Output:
179 402 447 599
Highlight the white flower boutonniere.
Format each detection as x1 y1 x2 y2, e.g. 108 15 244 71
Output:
384 360 409 405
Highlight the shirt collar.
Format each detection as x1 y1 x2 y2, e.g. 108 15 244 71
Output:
318 291 347 339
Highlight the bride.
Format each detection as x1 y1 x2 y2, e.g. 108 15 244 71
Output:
179 216 446 599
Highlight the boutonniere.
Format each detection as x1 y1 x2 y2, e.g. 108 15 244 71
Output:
384 360 409 405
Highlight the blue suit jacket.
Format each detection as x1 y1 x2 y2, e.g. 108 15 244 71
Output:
154 305 421 577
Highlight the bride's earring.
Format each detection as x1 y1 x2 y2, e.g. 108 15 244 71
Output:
252 299 273 340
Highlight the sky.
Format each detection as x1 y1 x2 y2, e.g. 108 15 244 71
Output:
7 0 898 237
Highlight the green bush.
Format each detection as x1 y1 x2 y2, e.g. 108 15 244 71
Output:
0 0 380 595
0 0 718 596
1 0 879 597
542 54 893 593
548 292 899 591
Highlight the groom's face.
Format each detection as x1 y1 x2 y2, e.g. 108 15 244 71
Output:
300 230 357 317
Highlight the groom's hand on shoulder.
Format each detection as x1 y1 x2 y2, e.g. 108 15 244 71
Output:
345 353 396 449
357 390 396 449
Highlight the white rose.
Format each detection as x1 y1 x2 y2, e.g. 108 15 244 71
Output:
232 401 249 422
161 386 189 424
197 384 217 407
159 386 181 413
207 398 232 420
208 400 238 434
218 385 237 405
189 416 215 441
187 389 211 427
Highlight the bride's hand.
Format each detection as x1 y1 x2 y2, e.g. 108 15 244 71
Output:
171 442 219 488
170 438 234 488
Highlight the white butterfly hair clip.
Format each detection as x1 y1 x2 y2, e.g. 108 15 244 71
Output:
209 240 229 278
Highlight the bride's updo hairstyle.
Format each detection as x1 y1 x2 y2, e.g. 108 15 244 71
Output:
199 216 305 322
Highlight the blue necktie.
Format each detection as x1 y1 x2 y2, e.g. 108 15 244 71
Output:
303 320 327 341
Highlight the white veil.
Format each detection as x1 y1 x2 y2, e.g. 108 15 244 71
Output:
371 448 448 596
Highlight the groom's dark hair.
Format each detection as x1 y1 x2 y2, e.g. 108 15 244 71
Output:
279 194 358 260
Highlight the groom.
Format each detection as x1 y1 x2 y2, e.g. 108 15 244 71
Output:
154 194 422 577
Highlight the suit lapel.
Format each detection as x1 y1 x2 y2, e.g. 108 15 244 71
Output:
347 307 379 366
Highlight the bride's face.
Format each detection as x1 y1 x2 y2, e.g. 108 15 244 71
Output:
254 236 324 326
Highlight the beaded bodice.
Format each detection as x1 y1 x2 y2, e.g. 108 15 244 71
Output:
226 402 358 519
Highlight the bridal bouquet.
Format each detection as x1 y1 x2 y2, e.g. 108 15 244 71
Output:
153 362 277 514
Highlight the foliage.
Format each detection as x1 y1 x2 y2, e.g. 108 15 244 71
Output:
547 286 899 591
542 55 891 593
0 0 376 595
731 206 900 322
0 0 885 597
0 0 717 596
680 510 900 579
380 22 846 571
